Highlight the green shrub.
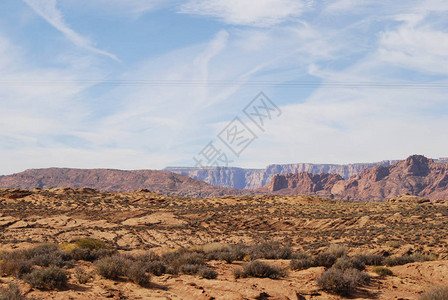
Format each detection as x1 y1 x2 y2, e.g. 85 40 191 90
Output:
75 239 105 251
373 266 393 276
0 283 28 300
24 266 68 290
420 286 448 300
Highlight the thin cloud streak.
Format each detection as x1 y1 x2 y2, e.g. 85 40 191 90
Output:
22 0 120 62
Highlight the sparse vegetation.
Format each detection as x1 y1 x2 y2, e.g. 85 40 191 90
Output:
316 267 370 296
24 266 68 290
420 286 448 300
0 283 27 300
74 267 92 284
235 261 286 279
95 255 127 280
373 266 393 276
126 263 150 286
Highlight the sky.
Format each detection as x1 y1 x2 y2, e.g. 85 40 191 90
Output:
0 0 448 175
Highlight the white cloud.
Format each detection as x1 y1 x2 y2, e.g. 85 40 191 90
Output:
378 22 448 74
22 0 119 61
179 0 307 27
76 0 170 16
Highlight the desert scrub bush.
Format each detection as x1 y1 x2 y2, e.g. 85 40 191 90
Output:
314 252 338 268
410 253 436 262
24 266 68 290
372 266 393 276
74 267 92 284
179 264 202 275
0 283 28 300
233 267 244 279
134 252 161 264
75 238 105 251
95 255 128 280
238 261 286 279
326 244 348 258
316 267 370 296
169 252 206 272
332 257 365 271
420 286 448 300
313 244 348 269
383 253 433 267
290 254 316 270
198 266 217 279
146 261 166 276
354 254 385 266
126 263 150 286
0 258 33 277
248 242 293 260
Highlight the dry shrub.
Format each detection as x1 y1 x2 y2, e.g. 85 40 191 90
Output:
0 259 33 277
24 266 68 290
354 254 385 266
332 257 365 271
326 244 348 258
198 267 217 279
290 256 315 270
126 263 150 286
248 242 293 260
169 252 205 272
420 286 448 300
74 267 92 284
146 261 166 276
0 283 27 300
179 264 202 275
372 266 393 276
95 255 128 280
239 261 286 279
316 267 370 296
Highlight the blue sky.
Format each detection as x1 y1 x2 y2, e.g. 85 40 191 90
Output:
0 0 448 174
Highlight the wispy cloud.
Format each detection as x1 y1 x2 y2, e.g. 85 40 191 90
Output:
87 0 170 16
179 0 307 27
22 0 119 61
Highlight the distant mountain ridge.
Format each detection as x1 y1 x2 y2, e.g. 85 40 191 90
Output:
258 155 448 201
164 160 401 190
0 168 245 198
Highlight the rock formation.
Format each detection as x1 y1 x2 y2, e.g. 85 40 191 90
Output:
0 168 246 198
258 155 448 201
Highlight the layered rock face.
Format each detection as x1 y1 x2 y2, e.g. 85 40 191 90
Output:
259 155 448 201
0 168 245 198
257 172 344 197
164 160 398 190
332 155 448 201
